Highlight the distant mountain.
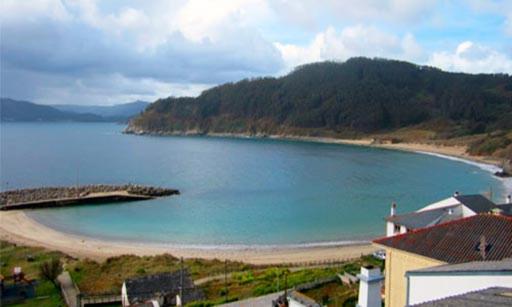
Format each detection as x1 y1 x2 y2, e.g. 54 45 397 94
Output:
128 57 512 158
0 98 104 122
52 101 149 120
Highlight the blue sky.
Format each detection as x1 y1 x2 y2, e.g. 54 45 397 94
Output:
1 0 511 105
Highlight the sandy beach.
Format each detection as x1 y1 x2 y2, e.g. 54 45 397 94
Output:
1 138 508 264
0 210 377 264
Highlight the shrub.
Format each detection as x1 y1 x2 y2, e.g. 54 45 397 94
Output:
39 258 62 289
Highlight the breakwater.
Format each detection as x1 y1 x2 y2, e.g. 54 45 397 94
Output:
0 184 179 210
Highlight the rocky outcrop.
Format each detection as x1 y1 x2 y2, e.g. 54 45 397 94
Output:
0 184 179 206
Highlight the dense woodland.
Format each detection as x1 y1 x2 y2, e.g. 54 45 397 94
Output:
129 58 512 158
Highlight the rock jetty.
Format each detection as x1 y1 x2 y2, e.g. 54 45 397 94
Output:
0 184 179 209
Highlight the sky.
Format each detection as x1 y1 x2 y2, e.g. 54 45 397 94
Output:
1 0 511 105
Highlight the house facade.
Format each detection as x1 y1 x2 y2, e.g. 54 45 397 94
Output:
406 260 512 305
374 214 512 307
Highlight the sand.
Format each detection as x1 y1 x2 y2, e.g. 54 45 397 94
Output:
0 211 377 264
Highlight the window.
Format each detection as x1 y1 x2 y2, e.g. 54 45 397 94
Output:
394 224 401 234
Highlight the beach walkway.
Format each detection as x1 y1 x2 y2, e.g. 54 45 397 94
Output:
58 271 78 307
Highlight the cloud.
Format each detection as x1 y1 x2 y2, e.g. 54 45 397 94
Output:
0 0 510 105
275 25 425 71
428 41 512 74
0 0 283 104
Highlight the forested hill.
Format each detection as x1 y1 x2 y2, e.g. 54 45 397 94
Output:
128 58 512 156
0 98 103 122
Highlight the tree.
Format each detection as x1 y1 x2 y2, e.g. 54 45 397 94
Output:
39 258 62 289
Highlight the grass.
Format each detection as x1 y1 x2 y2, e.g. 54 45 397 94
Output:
302 281 357 306
192 255 383 305
0 241 67 306
9 280 65 307
68 254 255 294
2 240 384 306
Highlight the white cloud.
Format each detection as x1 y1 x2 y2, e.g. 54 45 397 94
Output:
0 0 71 23
0 0 284 105
174 0 271 42
428 41 512 74
275 25 424 71
1 0 510 105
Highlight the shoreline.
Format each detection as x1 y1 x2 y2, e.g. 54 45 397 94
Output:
128 130 511 196
1 130 509 264
127 129 503 167
0 211 376 264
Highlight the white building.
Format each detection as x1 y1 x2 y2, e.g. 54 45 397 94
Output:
406 259 512 306
385 193 505 237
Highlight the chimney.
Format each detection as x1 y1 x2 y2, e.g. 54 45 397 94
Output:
390 202 396 216
507 195 511 204
453 191 460 197
357 266 384 307
479 235 487 260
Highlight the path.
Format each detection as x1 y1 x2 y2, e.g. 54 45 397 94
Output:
58 271 78 307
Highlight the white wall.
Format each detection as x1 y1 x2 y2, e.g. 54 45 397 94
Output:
461 205 477 217
386 222 395 237
408 273 512 305
357 279 382 307
121 283 129 307
400 225 407 234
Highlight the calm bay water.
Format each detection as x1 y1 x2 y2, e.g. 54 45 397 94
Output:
0 123 505 246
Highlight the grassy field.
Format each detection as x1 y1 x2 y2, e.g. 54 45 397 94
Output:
67 254 255 294
1 241 383 306
189 255 383 306
0 241 66 306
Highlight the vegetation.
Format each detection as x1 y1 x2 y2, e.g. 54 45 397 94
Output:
2 241 384 306
130 58 512 158
38 258 62 289
0 98 104 122
302 280 357 306
68 254 253 294
0 241 66 306
0 98 149 122
190 255 383 306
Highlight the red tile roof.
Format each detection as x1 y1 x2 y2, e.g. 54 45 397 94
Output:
373 214 512 263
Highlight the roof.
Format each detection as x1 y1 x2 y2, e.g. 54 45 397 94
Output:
497 203 512 216
413 287 512 306
407 258 512 275
288 291 321 307
454 194 497 213
125 270 203 305
386 205 462 229
374 214 512 263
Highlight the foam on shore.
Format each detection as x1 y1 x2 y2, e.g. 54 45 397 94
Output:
415 150 512 198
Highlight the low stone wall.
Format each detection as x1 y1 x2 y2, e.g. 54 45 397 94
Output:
0 184 179 207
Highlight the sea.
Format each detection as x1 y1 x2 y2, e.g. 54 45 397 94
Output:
0 122 507 247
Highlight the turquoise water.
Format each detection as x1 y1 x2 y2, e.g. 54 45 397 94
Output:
0 123 505 246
